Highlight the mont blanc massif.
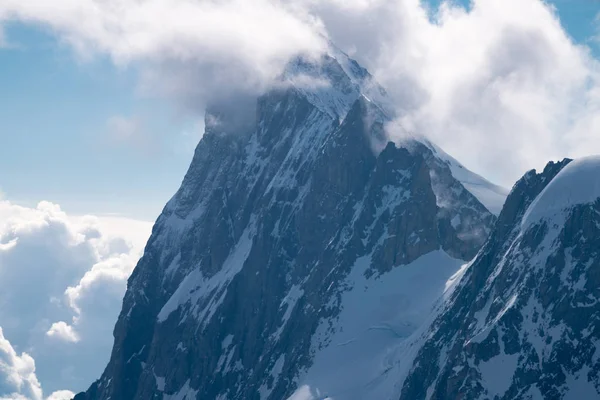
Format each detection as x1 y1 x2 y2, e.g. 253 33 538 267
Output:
74 48 600 400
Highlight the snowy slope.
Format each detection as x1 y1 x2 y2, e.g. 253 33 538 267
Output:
401 157 600 399
423 139 509 215
288 251 464 400
283 50 392 123
522 156 600 227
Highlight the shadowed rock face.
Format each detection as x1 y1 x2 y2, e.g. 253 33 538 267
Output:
399 158 600 399
74 55 496 400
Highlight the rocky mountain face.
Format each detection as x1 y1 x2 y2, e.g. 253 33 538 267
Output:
76 47 600 400
401 157 600 399
74 51 500 400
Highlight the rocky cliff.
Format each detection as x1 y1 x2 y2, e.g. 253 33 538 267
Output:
75 51 500 400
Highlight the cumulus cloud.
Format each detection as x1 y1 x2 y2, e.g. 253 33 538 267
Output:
0 328 42 400
310 0 600 185
2 0 600 185
45 391 75 400
0 0 326 112
46 322 79 344
0 199 152 396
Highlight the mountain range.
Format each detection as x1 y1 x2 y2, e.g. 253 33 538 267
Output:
74 48 600 400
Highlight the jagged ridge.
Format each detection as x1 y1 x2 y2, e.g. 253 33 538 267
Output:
401 157 600 399
75 50 502 400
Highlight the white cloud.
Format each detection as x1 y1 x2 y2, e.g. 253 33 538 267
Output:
3 0 600 185
311 0 600 185
0 0 326 112
46 323 79 344
0 199 152 396
45 391 75 400
0 328 42 400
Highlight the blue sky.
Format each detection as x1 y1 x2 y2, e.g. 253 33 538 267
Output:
552 0 600 48
0 0 599 221
0 24 200 220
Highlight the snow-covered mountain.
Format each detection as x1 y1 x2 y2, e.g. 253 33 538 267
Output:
400 157 600 399
76 43 600 400
73 49 508 400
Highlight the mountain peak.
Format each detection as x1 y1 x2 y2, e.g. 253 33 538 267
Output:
281 49 508 217
282 48 392 122
400 155 600 400
76 47 512 400
522 156 598 228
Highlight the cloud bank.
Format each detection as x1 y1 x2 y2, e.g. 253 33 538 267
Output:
0 0 326 111
2 0 600 185
321 0 600 186
0 200 152 398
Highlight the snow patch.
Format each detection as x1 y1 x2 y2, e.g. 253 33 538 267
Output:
523 156 600 228
154 373 165 392
258 354 286 400
221 334 234 350
273 285 305 340
564 366 597 400
157 221 256 325
478 351 519 398
163 380 198 400
291 250 464 400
